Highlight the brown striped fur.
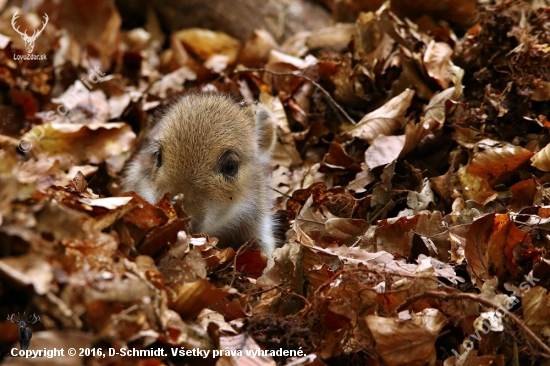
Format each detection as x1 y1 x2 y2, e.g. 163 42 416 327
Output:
123 94 276 263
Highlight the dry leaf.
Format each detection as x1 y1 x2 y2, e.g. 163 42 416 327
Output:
424 87 458 129
349 89 415 143
237 29 278 67
423 40 454 89
458 166 498 205
219 333 277 365
407 178 435 212
531 142 550 171
365 134 406 168
172 279 234 318
21 122 135 170
467 145 533 185
174 28 242 63
366 309 447 366
149 66 197 98
522 286 550 334
346 162 375 193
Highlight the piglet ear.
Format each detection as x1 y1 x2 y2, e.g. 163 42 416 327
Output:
253 104 276 157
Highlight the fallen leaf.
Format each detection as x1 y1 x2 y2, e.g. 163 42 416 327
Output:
148 66 197 98
175 28 242 63
365 134 405 168
467 145 534 185
219 333 276 365
237 29 278 68
522 286 550 334
531 142 550 172
0 253 53 295
424 87 458 129
346 162 375 193
423 41 454 89
366 309 446 366
21 122 136 169
172 279 234 318
349 89 415 143
458 166 498 204
407 178 435 212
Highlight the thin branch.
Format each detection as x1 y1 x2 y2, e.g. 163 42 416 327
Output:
309 265 445 304
251 285 311 308
397 290 550 357
229 240 264 288
269 186 304 204
231 67 357 125
369 199 394 224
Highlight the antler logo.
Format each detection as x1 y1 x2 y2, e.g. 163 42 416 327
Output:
7 312 42 350
11 11 48 54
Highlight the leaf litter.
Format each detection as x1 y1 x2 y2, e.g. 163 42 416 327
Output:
1 0 550 365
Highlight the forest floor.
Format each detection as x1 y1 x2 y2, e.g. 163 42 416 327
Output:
1 0 550 365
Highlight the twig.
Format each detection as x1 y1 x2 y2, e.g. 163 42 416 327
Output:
307 266 550 356
369 199 394 224
309 266 444 305
396 290 550 357
231 67 357 125
229 242 254 288
251 285 311 308
269 186 304 204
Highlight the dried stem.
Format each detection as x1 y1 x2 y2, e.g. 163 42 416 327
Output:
231 67 357 125
397 290 550 357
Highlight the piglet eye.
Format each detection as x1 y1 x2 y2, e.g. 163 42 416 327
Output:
219 151 239 178
221 159 239 177
154 148 162 168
